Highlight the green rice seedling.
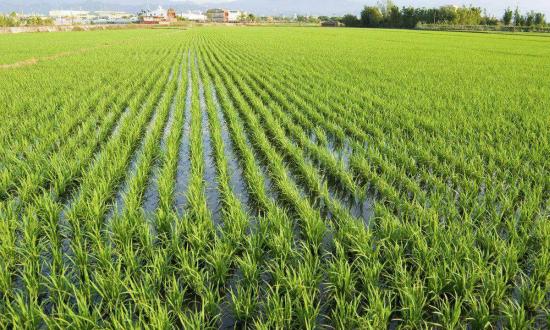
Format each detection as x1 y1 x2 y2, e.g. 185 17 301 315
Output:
202 49 329 251
433 295 465 329
183 56 217 265
360 284 393 329
326 241 356 299
205 240 234 287
0 83 107 198
5 293 43 329
200 70 271 214
212 46 360 201
230 285 259 325
501 299 533 330
178 309 217 330
466 293 493 330
259 284 293 328
516 275 547 313
294 288 321 330
4 53 170 208
209 45 442 268
1 26 549 327
156 56 188 233
219 40 465 216
330 292 363 329
236 250 260 287
174 244 205 296
263 210 296 264
397 281 429 328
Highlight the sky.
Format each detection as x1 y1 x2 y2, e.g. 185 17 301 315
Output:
179 0 550 17
393 0 550 17
1 0 549 17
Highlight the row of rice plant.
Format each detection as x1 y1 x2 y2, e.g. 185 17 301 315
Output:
0 26 548 328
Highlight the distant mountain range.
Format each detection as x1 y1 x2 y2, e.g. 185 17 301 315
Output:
0 0 364 16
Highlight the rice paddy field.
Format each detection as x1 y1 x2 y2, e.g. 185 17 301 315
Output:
0 26 549 328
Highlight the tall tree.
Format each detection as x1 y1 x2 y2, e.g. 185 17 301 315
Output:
387 5 401 27
341 14 360 27
503 8 513 25
361 6 383 27
525 11 535 26
534 12 545 26
513 7 524 26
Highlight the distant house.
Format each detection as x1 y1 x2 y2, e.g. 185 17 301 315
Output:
167 8 177 22
227 10 243 22
140 6 177 24
94 11 131 19
48 10 92 25
48 10 90 18
180 11 207 22
206 9 245 23
206 9 228 23
47 9 136 25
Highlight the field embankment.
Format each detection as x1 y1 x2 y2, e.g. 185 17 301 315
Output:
0 23 175 35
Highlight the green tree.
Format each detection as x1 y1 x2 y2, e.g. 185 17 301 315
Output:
534 12 545 26
376 0 394 17
400 7 418 28
361 6 383 27
455 6 482 25
387 5 401 27
439 5 458 24
525 11 536 26
503 8 513 25
0 13 19 27
480 15 498 25
341 14 360 27
513 7 524 26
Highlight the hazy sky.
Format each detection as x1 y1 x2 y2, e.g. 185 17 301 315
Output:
177 0 550 16
2 0 549 17
387 0 550 15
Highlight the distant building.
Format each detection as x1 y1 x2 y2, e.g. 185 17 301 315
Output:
227 10 243 22
140 6 177 24
206 9 228 23
206 9 227 22
48 10 91 25
94 11 132 19
48 9 135 25
206 9 246 23
167 8 177 22
48 10 90 18
180 11 207 22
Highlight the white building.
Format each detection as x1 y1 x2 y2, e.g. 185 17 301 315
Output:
49 10 90 17
94 11 132 19
140 6 177 24
49 10 92 25
180 11 207 22
227 10 243 22
48 9 136 25
144 6 168 19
